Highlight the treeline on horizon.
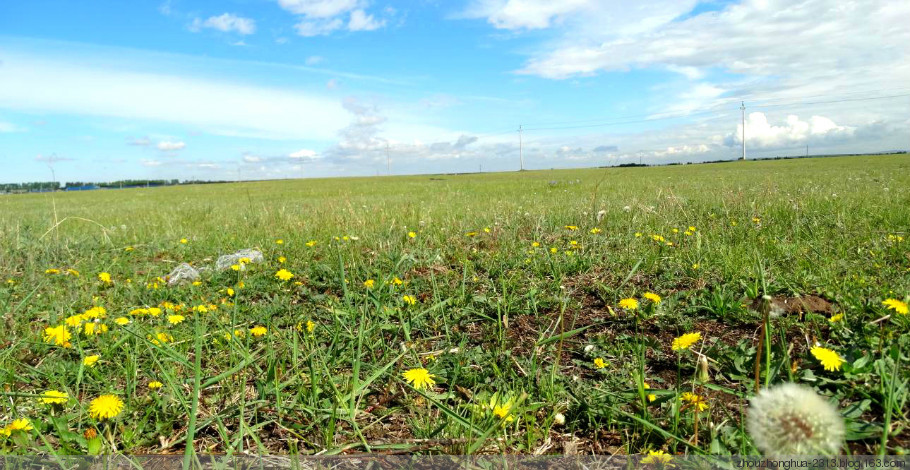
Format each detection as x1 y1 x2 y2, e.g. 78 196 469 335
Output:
0 179 232 193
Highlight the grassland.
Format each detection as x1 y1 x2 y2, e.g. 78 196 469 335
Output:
0 154 908 456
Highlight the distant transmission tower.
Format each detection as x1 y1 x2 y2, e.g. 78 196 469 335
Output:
740 102 746 161
386 142 391 175
518 125 524 171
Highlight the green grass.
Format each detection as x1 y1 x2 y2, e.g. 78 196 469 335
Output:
1 154 908 455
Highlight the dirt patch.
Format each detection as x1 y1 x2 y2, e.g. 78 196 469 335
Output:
751 294 835 316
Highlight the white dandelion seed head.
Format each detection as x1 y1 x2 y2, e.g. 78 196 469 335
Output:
747 383 844 456
553 412 566 426
584 344 595 353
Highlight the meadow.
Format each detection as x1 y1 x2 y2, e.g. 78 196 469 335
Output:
0 154 908 456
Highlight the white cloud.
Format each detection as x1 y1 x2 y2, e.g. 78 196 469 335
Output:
289 149 318 159
727 112 854 149
192 13 257 35
463 0 595 30
348 9 385 31
243 155 262 163
0 53 349 140
513 0 910 85
326 78 339 89
157 140 186 152
294 18 344 36
278 0 363 18
141 159 162 167
281 0 388 36
305 55 324 66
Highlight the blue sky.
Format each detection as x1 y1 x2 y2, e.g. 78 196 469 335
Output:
1 0 908 183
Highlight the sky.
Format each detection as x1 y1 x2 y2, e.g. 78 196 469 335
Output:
1 0 909 183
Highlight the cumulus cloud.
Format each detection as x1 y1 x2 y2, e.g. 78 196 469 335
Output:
191 13 256 35
280 0 389 36
289 149 318 159
726 112 854 149
348 9 385 31
157 140 186 152
278 0 363 18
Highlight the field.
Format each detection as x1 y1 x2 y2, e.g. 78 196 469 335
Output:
0 154 908 456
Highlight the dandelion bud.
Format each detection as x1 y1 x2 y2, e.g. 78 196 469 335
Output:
747 383 844 456
697 355 710 383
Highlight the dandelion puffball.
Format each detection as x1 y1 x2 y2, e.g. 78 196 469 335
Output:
747 383 844 456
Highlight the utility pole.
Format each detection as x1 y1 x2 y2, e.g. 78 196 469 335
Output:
386 142 391 176
638 151 643 166
806 144 809 158
518 125 524 171
740 102 746 161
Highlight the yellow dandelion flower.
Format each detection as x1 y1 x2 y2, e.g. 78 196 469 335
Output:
66 268 80 277
671 332 702 351
275 239 284 245
402 295 417 305
643 292 661 304
363 279 375 288
180 238 188 244
114 317 130 326
408 231 417 238
89 394 123 420
680 392 709 412
828 313 844 323
97 272 112 283
167 315 185 325
125 246 134 252
593 357 607 369
39 390 68 405
402 368 436 390
226 287 235 296
635 232 642 237
45 268 61 275
250 326 267 337
82 322 108 336
619 298 639 310
391 277 404 285
882 298 908 315
6 419 33 433
275 269 294 281
531 241 540 247
641 450 673 465
306 320 315 333
465 231 477 237
590 228 602 234
147 307 162 316
231 264 241 271
810 346 844 372
643 382 656 402
305 240 317 247
148 381 163 390
277 256 286 264
549 247 558 253
564 225 578 231
43 325 72 347
83 355 100 367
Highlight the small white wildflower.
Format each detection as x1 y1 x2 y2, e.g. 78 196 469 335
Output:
747 383 844 456
584 345 595 353
553 413 566 426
